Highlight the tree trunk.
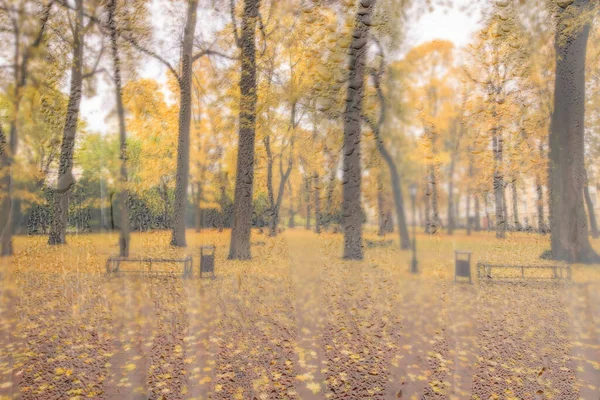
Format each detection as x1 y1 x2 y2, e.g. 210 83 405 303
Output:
1 1 53 256
583 168 598 238
583 183 598 239
492 132 506 239
377 173 385 236
314 173 321 234
511 180 521 231
228 0 260 259
194 183 203 233
305 176 311 230
549 0 598 263
48 0 84 246
428 165 441 233
466 191 471 236
108 0 130 256
0 123 13 256
109 192 115 230
171 0 199 247
474 194 481 231
447 170 455 236
341 0 375 259
161 183 169 229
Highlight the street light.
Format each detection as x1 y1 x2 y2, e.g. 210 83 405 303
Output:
409 183 418 274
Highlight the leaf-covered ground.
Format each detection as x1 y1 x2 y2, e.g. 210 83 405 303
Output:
0 229 599 399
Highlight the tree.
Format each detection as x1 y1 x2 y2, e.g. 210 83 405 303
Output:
107 0 129 256
362 43 410 250
0 0 55 255
548 0 599 262
47 0 84 245
341 0 376 260
228 0 260 260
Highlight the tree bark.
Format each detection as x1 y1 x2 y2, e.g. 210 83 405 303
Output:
108 0 130 256
447 170 455 235
466 191 471 236
305 176 311 230
377 172 385 236
1 1 54 255
48 0 84 246
583 169 598 238
314 172 321 234
492 132 506 239
548 0 598 262
341 0 376 259
474 194 481 231
228 0 260 259
0 124 13 256
535 142 546 232
363 54 410 250
511 179 521 231
171 0 199 247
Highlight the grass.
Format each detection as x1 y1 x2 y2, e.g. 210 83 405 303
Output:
0 228 598 399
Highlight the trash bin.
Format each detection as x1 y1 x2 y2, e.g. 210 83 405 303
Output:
200 245 216 278
455 250 472 283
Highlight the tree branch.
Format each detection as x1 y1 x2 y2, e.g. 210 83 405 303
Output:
192 48 237 63
230 0 241 47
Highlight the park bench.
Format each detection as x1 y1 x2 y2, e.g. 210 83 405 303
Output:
476 262 571 281
106 255 193 278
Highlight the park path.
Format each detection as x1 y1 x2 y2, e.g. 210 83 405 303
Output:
0 258 20 399
182 278 218 400
445 282 480 399
286 232 328 399
564 281 600 399
102 277 154 400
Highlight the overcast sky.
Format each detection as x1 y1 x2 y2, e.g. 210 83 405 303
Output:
80 1 483 135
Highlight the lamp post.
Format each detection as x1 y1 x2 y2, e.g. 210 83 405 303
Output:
409 183 418 274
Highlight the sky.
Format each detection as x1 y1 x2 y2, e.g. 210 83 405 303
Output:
80 1 483 135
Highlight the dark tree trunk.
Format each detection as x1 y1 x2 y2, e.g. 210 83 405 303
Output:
549 0 598 263
455 192 460 226
109 192 115 230
492 132 506 239
341 0 375 259
48 0 84 246
1 1 53 256
363 60 410 250
264 133 293 237
583 169 598 238
305 176 311 230
161 183 169 229
324 157 338 228
288 209 295 228
108 0 130 256
193 183 203 232
171 0 199 247
447 173 455 235
0 124 13 256
228 0 260 259
314 173 321 234
512 180 521 231
377 173 385 236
